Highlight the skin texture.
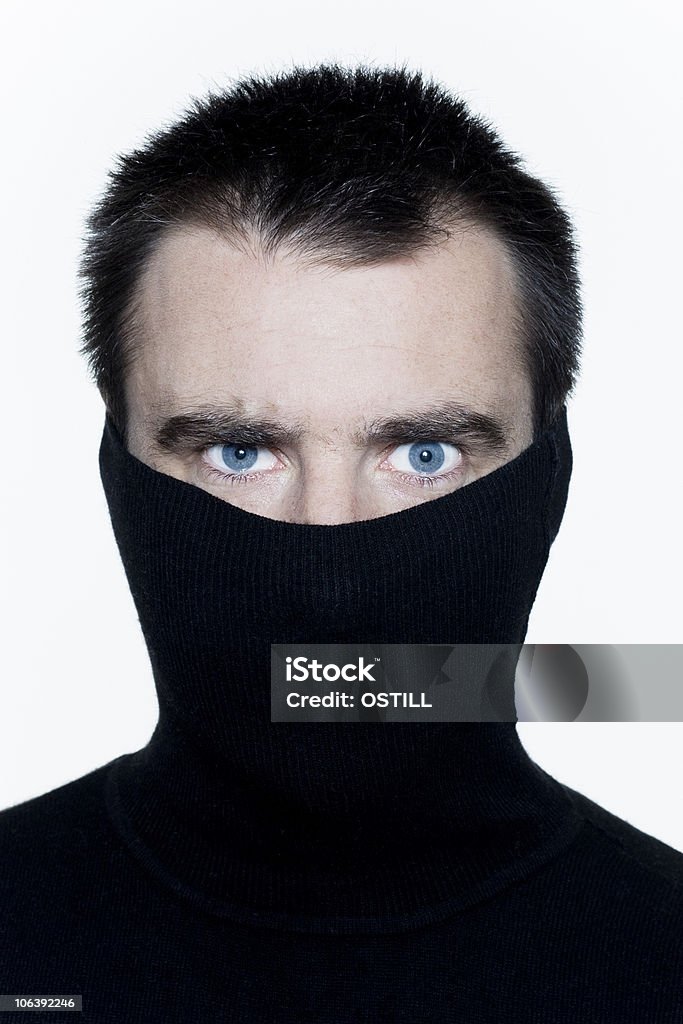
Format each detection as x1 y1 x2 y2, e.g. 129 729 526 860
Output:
124 222 534 524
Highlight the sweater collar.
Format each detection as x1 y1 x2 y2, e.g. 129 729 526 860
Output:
99 406 582 934
105 715 581 934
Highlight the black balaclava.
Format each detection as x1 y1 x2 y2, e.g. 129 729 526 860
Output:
99 405 582 935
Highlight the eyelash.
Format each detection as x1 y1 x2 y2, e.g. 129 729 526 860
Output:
201 448 466 489
204 465 268 486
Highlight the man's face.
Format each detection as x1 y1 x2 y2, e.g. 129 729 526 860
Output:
124 222 533 524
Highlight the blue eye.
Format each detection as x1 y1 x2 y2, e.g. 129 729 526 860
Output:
203 443 279 482
201 439 464 489
408 442 445 473
219 444 259 472
388 441 462 477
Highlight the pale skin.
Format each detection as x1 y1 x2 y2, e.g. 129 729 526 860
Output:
124 221 534 524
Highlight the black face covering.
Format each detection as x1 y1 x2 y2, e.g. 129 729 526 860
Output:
99 406 582 934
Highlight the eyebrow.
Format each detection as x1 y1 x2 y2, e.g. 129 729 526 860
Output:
150 399 512 458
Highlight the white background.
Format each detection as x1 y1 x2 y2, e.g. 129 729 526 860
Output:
1 1 681 851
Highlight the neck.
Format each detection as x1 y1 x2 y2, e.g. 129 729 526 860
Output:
105 707 581 934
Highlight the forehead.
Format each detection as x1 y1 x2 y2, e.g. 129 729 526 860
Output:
128 221 527 422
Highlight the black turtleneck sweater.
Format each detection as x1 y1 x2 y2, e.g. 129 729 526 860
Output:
1 407 682 1021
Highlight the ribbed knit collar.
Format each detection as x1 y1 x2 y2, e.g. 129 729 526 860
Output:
99 406 583 934
105 717 581 934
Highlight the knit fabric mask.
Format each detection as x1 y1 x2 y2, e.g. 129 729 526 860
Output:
99 405 582 934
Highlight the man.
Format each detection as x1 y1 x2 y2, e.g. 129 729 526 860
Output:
1 63 681 1022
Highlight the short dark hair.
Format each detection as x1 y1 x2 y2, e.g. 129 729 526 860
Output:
77 62 583 442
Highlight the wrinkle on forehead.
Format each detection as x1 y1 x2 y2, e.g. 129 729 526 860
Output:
125 219 531 450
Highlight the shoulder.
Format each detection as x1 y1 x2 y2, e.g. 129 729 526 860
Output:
0 760 113 846
0 756 155 991
0 758 128 914
555 782 683 946
562 782 683 891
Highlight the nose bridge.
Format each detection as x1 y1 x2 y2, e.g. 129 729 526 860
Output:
290 443 365 525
